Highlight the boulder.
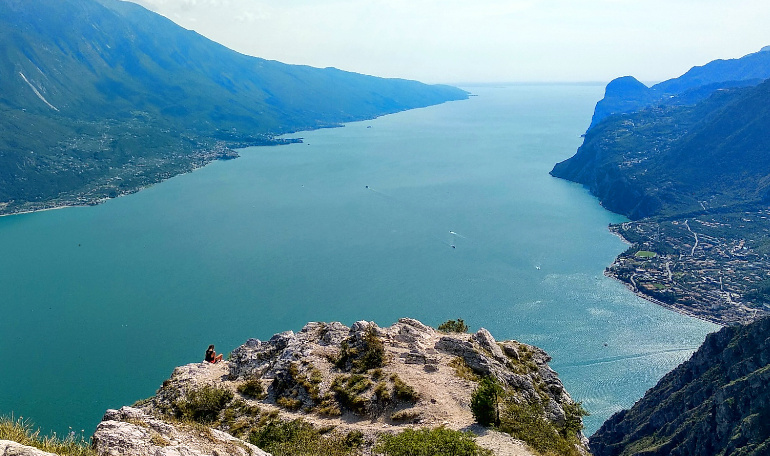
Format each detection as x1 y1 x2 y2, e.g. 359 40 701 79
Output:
92 407 269 456
0 441 58 456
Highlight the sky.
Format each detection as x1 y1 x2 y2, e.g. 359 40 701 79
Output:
126 0 770 84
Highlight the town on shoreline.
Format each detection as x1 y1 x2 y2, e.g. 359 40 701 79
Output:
604 209 770 326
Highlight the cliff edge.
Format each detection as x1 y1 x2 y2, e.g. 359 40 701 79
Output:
77 318 587 456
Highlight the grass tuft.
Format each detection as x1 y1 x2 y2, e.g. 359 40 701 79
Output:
0 415 96 456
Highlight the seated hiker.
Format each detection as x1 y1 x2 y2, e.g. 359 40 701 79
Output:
204 344 223 363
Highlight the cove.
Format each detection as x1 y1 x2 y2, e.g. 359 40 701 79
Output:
0 84 717 436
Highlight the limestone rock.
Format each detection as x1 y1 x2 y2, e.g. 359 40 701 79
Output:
133 318 584 456
590 317 770 456
92 406 269 456
0 441 58 456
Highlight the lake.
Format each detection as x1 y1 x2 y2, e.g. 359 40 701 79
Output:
0 84 717 437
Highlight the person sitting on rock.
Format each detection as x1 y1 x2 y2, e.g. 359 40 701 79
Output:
205 344 223 363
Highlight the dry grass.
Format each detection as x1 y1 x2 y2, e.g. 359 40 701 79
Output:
0 415 96 456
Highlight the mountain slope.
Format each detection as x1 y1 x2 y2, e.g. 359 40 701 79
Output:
589 317 770 456
0 0 467 214
588 47 770 129
551 79 770 219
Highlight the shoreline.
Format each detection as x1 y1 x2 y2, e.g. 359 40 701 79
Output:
604 269 724 327
0 145 247 219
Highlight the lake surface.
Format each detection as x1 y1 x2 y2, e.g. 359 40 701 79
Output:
0 85 717 437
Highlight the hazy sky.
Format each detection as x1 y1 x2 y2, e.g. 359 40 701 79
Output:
126 0 769 84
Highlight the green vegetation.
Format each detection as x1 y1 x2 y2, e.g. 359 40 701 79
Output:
437 319 469 333
634 250 657 258
174 385 234 423
499 400 585 456
390 374 419 402
468 375 587 455
390 409 420 422
470 377 502 426
745 278 770 305
450 357 480 381
374 427 493 456
553 76 770 220
0 415 95 456
331 374 372 414
335 327 386 373
237 378 266 399
0 0 467 215
248 418 363 456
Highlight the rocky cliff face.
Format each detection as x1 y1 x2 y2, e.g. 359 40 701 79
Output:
78 318 585 456
589 317 770 456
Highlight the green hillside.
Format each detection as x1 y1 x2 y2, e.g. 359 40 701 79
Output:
0 0 467 214
551 79 770 220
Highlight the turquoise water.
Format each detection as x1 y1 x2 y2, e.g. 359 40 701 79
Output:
0 85 717 436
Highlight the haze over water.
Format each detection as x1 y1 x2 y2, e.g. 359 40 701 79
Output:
0 85 716 436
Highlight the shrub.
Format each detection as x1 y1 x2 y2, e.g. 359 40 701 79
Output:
374 427 492 456
331 374 372 414
276 396 302 411
335 327 386 373
498 400 584 456
357 327 386 371
449 357 479 381
562 401 589 437
437 319 469 333
344 430 365 448
248 419 359 456
175 385 234 423
390 374 419 402
470 377 501 426
390 409 420 422
237 378 266 399
374 381 391 402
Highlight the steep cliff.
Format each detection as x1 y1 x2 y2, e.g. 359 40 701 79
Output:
552 77 770 220
589 317 770 456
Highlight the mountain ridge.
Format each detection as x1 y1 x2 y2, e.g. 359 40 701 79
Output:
587 47 770 129
0 0 467 215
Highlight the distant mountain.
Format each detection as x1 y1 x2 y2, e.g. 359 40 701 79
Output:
551 76 770 220
588 47 770 129
0 0 467 214
589 317 770 456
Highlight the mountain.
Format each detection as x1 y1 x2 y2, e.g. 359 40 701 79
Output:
589 317 770 456
551 78 770 219
0 0 467 215
588 47 770 129
551 49 770 324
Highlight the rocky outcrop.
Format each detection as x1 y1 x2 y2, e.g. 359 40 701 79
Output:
589 317 770 456
5 319 579 456
92 406 269 456
132 318 585 455
0 441 58 456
